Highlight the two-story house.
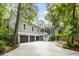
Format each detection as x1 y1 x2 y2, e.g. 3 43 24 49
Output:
9 13 49 43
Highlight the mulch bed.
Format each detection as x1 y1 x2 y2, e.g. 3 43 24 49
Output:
70 47 79 51
5 46 14 53
56 40 79 52
0 46 14 55
55 40 66 45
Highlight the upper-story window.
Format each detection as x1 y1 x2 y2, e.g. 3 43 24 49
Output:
40 29 44 32
23 24 26 30
32 26 34 31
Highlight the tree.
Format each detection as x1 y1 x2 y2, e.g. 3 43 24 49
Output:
0 4 7 33
70 3 76 44
13 3 21 47
46 3 79 47
13 3 38 47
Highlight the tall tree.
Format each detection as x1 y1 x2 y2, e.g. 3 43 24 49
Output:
13 3 37 47
13 3 21 47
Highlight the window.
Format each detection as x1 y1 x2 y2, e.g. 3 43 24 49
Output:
23 24 26 30
32 27 34 31
45 35 46 37
40 29 44 32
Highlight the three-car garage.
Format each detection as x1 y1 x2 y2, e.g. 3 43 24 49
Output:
20 35 43 43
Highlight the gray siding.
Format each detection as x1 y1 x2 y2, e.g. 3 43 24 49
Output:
18 19 41 34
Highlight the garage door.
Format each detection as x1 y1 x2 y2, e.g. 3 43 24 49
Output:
36 36 39 41
20 35 28 43
30 36 35 42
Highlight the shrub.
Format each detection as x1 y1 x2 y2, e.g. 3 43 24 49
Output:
3 33 13 46
48 34 55 41
0 33 13 46
63 44 70 49
0 40 6 54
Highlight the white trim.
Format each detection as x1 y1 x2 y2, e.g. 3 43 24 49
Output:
18 32 44 36
35 36 36 41
28 35 30 42
18 34 20 43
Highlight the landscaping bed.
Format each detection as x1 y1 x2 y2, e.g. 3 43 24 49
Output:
5 46 14 53
0 45 18 56
55 40 66 45
55 40 79 52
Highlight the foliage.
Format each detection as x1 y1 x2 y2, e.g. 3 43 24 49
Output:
46 4 73 37
0 40 6 54
20 3 38 23
0 4 7 33
46 4 78 38
0 4 14 46
56 24 72 37
63 43 70 49
49 34 55 41
0 33 13 46
46 3 79 47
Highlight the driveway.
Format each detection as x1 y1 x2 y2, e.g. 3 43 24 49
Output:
3 41 79 56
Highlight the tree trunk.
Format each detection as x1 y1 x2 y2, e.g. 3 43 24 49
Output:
13 3 21 47
71 3 76 45
67 4 76 47
67 37 71 47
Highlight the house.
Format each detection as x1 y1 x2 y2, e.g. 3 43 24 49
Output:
9 13 49 43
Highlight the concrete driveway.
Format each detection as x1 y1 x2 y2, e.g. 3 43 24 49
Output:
3 41 79 56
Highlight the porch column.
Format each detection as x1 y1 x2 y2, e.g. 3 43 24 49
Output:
44 35 45 41
28 35 30 42
39 36 40 41
35 36 36 41
18 34 20 43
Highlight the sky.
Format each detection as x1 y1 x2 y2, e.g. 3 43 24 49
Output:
36 3 49 24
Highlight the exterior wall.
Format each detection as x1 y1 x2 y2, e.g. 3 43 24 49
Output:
18 32 45 43
18 19 41 34
17 19 45 43
9 18 41 34
9 18 48 43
